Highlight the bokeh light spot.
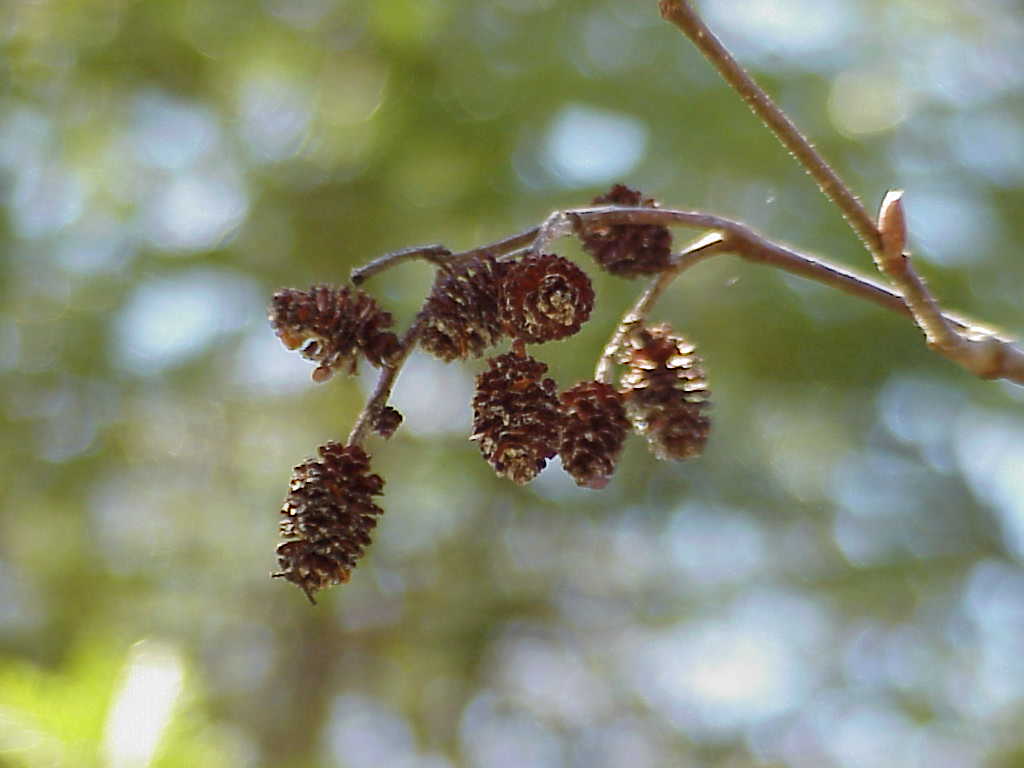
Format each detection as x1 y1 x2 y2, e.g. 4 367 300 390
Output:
113 269 262 374
542 104 647 187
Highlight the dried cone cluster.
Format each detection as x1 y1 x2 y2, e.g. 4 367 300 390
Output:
500 253 594 343
579 184 673 277
269 184 719 602
559 381 629 489
269 285 401 382
275 442 385 603
619 325 711 461
471 350 563 485
420 255 507 361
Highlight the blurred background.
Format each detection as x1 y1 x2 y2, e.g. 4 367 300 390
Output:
2 0 1024 766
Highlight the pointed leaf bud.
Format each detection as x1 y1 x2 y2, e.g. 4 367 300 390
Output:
878 188 907 266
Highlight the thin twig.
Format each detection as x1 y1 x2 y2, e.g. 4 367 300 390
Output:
351 227 541 285
567 207 996 338
596 232 727 383
531 211 577 254
658 0 882 254
454 227 542 262
347 316 425 446
351 244 453 285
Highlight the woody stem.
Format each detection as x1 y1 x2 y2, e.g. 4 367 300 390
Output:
657 0 883 256
346 316 425 447
348 204 1021 385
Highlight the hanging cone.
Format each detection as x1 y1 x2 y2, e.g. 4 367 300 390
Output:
578 184 672 277
619 324 711 461
471 350 563 484
274 442 385 603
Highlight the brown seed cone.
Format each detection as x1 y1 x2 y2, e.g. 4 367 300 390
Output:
269 285 401 382
500 253 594 343
618 325 711 461
419 256 507 361
471 350 563 484
558 380 629 489
274 442 385 603
372 406 403 439
578 184 672 277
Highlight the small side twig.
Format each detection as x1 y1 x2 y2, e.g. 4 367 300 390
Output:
351 244 453 285
347 316 425 446
350 227 542 285
531 211 577 254
454 227 541 263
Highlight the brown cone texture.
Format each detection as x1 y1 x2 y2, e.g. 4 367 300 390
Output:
619 325 711 461
579 184 673 277
372 406 403 439
269 285 401 382
500 253 594 343
471 351 563 484
274 442 385 603
559 380 629 489
419 256 506 361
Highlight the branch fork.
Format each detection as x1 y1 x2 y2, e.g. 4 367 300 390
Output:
872 190 1023 380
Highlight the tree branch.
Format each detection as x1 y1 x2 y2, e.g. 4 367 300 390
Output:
346 316 425 446
350 244 452 285
348 201 1019 417
345 203 1022 440
351 228 540 285
657 0 882 254
873 190 1024 380
657 0 1022 385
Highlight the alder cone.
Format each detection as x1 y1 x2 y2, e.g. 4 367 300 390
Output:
274 442 385 603
420 255 507 361
269 285 401 382
619 325 711 461
579 184 672 277
500 253 594 344
559 380 629 489
372 405 403 439
471 351 563 484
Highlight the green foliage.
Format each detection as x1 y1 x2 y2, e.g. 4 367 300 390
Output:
0 639 237 768
0 640 118 767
